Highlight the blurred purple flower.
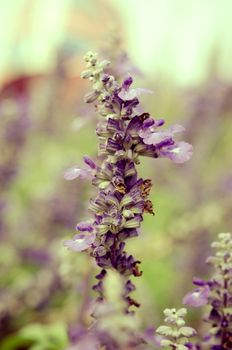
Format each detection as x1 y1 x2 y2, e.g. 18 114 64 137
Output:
183 284 210 307
67 324 99 350
21 248 51 265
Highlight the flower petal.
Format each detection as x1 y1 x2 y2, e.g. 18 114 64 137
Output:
118 87 153 101
164 142 193 163
64 166 90 180
64 233 95 252
76 221 95 232
167 124 185 134
143 131 172 145
183 285 210 307
83 155 97 169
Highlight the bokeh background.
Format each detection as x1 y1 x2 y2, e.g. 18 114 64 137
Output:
1 0 232 349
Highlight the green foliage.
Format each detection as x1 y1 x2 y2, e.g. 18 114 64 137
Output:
1 323 68 350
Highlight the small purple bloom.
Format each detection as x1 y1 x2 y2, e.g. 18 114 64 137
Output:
76 221 94 232
64 233 95 252
139 119 192 163
192 277 207 287
83 155 97 170
122 76 133 90
64 155 97 181
158 141 193 163
140 123 185 145
118 82 153 100
142 117 155 128
183 285 210 307
64 166 91 181
139 118 165 138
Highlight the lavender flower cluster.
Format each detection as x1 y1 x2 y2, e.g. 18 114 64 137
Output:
64 51 192 316
183 232 232 350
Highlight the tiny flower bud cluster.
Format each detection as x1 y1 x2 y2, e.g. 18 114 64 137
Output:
156 308 196 350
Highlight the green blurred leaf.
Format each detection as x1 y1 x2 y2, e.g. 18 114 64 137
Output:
1 322 68 350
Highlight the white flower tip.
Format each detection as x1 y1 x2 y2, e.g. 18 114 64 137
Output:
171 142 193 163
64 167 82 180
169 124 186 133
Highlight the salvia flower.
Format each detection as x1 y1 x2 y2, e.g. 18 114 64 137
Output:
183 233 232 350
64 155 97 181
65 51 192 311
156 308 197 350
64 221 96 252
139 122 193 163
183 281 210 307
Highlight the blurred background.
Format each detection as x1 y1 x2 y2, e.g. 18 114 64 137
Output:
1 0 232 349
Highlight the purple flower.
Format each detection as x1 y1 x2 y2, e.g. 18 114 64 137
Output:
118 76 153 100
122 76 133 90
64 166 91 180
76 221 95 232
140 123 185 144
183 285 210 307
64 233 96 252
83 155 97 169
192 277 207 287
138 118 193 163
157 141 193 163
64 156 97 180
118 87 153 101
